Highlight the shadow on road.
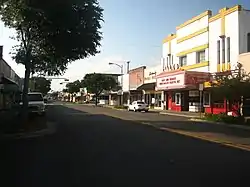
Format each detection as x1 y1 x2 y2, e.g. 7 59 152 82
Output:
55 104 250 141
2 104 250 187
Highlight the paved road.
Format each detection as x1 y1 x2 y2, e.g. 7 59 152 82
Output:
1 104 250 186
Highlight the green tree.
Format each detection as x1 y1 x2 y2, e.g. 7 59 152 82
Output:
211 65 250 116
66 80 81 94
81 73 118 106
30 77 51 95
66 80 82 102
0 0 103 122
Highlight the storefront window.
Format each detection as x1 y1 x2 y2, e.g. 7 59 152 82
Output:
203 92 210 106
171 92 175 102
175 93 181 105
154 93 162 107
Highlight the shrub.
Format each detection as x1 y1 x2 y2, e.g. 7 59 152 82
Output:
203 112 244 124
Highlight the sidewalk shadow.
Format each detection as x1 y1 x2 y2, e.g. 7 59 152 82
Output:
136 120 250 138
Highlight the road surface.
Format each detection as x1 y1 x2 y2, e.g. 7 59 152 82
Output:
1 104 250 187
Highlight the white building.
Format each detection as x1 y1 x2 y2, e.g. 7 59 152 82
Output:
156 4 250 113
139 65 162 109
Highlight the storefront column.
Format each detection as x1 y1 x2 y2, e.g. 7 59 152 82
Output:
161 91 164 110
168 92 172 110
108 94 111 105
127 91 130 105
142 90 145 102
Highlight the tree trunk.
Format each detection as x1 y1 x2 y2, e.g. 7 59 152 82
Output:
95 95 98 106
21 53 31 128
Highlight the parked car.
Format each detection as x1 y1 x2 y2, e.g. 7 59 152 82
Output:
128 101 149 112
20 92 46 116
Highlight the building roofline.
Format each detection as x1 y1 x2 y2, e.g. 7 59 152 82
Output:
176 10 212 30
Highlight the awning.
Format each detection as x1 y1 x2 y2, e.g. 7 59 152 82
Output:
0 76 17 85
137 82 155 91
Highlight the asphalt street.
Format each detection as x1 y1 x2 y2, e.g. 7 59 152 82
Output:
1 104 250 187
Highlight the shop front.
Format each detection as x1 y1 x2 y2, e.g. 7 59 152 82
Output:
137 65 162 109
203 71 242 116
156 70 210 112
128 66 146 103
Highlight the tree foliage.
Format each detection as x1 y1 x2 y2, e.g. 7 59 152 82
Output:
30 77 51 95
66 80 82 94
0 0 103 121
210 68 250 101
0 0 104 75
81 73 118 105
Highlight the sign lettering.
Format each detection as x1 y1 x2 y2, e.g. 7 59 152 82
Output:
159 77 181 85
156 73 185 89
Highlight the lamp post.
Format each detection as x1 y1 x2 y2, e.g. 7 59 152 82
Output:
109 62 123 105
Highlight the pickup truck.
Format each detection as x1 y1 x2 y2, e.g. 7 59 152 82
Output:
20 92 46 116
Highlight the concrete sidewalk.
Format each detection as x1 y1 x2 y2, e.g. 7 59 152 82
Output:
144 119 250 151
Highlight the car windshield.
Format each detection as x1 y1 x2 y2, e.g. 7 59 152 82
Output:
28 94 44 102
137 101 145 104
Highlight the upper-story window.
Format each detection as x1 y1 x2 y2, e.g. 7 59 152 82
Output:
227 37 230 62
217 40 220 64
222 37 225 63
196 50 205 63
179 56 187 67
247 33 250 52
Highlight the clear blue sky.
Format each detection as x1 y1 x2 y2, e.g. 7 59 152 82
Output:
100 0 250 69
1 0 250 91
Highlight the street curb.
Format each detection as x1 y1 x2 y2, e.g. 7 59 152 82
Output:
189 118 250 130
159 112 197 118
0 122 57 140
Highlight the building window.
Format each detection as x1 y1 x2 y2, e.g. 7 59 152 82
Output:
166 57 168 70
171 92 175 102
179 56 187 67
227 37 230 62
155 93 162 107
217 40 220 64
175 93 181 105
247 33 250 52
196 50 205 63
203 92 210 106
171 55 174 65
222 37 225 63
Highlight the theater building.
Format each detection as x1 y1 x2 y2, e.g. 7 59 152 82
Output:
156 5 250 114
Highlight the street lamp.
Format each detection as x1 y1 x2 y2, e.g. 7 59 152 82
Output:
109 62 124 105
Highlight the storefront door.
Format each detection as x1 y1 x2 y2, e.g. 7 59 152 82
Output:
164 91 168 110
181 91 189 111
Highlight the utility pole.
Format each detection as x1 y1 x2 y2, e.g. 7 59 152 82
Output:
237 62 243 116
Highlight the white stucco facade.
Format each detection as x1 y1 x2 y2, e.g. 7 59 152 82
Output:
144 65 162 84
161 5 250 76
208 6 250 73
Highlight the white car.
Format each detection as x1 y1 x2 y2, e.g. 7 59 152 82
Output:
128 101 149 112
20 92 46 116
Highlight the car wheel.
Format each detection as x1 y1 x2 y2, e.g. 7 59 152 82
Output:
133 108 137 112
145 110 149 112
